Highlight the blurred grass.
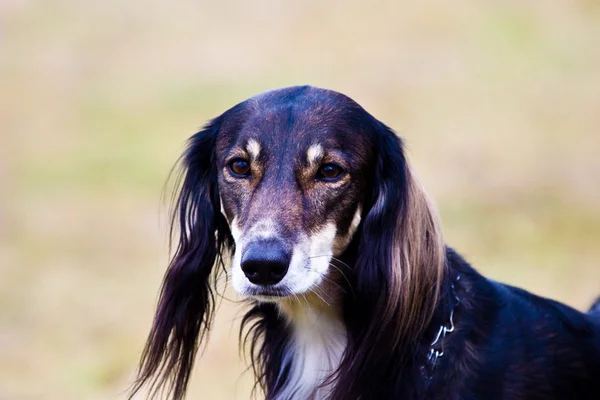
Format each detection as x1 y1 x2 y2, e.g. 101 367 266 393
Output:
1 1 600 399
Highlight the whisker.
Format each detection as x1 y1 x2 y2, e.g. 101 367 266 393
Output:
320 271 349 295
292 292 300 306
301 292 314 313
302 251 355 297
308 254 352 271
327 263 353 293
304 265 347 292
309 288 331 307
329 263 355 296
213 274 231 284
214 290 240 303
214 280 235 296
330 256 352 270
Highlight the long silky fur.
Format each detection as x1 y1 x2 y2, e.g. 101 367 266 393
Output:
128 119 233 400
330 120 446 400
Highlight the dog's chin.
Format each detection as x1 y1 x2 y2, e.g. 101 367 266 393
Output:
232 268 326 303
237 283 321 303
251 294 285 303
246 287 289 302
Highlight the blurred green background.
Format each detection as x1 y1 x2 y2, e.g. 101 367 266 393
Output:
2 1 600 399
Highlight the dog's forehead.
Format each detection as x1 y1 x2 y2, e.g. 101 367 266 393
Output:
240 113 344 151
244 93 360 147
214 86 376 164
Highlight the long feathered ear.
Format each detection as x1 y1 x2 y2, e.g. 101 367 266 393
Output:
361 123 445 335
335 122 445 399
129 119 232 400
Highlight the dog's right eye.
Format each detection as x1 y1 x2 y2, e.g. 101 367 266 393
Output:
316 163 344 181
229 159 251 177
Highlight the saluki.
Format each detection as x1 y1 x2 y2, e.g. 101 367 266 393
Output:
130 86 600 399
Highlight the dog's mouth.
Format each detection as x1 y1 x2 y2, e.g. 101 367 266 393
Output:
246 286 291 301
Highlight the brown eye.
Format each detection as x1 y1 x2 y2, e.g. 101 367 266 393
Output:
316 163 344 181
229 159 251 177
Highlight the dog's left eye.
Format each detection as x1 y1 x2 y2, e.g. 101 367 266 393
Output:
316 163 344 181
229 159 251 177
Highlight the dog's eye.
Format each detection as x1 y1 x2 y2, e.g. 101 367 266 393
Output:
229 159 251 177
316 163 344 181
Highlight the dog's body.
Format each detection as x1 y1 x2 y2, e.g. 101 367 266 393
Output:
131 86 600 400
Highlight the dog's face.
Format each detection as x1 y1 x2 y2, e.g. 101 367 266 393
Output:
215 88 373 300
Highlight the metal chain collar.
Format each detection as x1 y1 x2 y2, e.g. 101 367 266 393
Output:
421 274 461 386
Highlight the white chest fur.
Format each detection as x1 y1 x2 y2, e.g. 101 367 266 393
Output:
277 308 346 400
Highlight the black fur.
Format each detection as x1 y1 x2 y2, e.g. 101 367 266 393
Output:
590 298 600 315
129 119 235 399
131 86 600 400
423 250 600 400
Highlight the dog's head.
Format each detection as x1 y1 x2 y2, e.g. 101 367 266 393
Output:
131 86 445 400
217 87 372 300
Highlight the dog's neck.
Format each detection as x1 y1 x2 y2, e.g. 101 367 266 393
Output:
277 293 346 400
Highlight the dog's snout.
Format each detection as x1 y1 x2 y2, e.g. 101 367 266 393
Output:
241 240 291 286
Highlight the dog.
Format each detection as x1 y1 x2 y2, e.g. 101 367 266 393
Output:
130 86 600 400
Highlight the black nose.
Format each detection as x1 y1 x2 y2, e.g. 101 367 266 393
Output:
241 240 291 286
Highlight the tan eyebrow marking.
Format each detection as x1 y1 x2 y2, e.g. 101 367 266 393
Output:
306 144 324 166
246 139 261 160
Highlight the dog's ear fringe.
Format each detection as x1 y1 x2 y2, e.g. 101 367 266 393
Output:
332 124 446 400
392 165 445 336
127 120 232 400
